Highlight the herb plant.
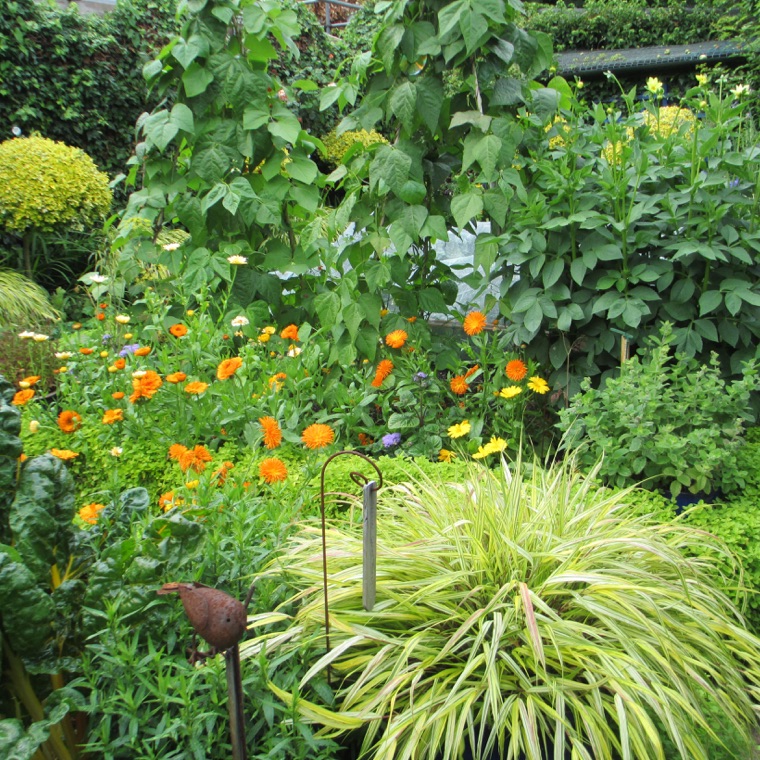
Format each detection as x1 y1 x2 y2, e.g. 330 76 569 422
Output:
557 322 760 496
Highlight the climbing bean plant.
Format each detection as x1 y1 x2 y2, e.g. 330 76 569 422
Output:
115 0 335 333
321 0 553 331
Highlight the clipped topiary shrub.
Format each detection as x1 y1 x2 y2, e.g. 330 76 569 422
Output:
0 135 112 280
0 136 111 235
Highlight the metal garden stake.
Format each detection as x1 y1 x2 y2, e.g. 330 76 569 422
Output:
320 451 383 682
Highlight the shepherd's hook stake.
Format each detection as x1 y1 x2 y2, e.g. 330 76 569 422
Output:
320 450 383 684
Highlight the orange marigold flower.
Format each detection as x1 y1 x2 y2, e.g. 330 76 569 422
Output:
129 370 163 403
168 443 188 461
450 375 469 395
463 311 487 336
259 416 282 449
259 457 288 483
96 312 105 321
102 409 123 425
166 372 187 384
114 358 126 370
112 391 125 400
18 453 27 463
385 329 408 349
21 375 41 386
169 323 188 338
79 347 94 355
301 423 335 450
505 359 528 382
50 448 78 461
134 346 151 357
79 502 106 524
358 432 374 446
57 410 82 433
159 491 183 511
280 324 299 341
99 303 107 309
217 357 243 380
464 364 480 380
371 359 394 388
407 316 417 323
12 389 35 406
213 461 235 485
178 445 213 473
184 381 208 395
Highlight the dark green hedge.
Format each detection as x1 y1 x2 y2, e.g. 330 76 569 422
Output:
525 1 723 53
0 0 179 180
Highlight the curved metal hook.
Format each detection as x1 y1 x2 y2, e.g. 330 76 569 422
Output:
319 450 382 683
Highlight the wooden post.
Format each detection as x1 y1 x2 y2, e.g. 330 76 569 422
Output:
363 481 377 611
621 335 630 364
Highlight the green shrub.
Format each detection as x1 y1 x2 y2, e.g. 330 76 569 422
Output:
487 79 760 388
687 497 760 634
557 323 760 496
246 458 760 759
0 136 111 235
0 0 179 180
526 0 722 53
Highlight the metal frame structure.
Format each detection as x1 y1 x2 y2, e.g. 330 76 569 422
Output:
301 0 361 34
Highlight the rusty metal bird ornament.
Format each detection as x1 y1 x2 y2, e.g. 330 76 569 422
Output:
157 581 247 652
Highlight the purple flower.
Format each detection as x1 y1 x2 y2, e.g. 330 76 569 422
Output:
382 433 402 448
729 178 740 188
119 343 140 357
414 372 428 382
101 333 113 344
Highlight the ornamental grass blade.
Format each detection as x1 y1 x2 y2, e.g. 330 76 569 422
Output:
519 582 545 670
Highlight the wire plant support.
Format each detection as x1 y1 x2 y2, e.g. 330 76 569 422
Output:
319 450 383 683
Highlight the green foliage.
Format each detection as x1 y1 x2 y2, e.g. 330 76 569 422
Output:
0 0 180 180
684 498 760 635
0 136 111 234
77 610 340 759
321 128 388 166
116 0 333 330
70 467 339 757
267 1 348 137
323 0 553 334
339 0 382 54
484 77 760 388
557 323 760 496
0 270 59 327
247 458 760 759
526 0 723 53
0 376 83 760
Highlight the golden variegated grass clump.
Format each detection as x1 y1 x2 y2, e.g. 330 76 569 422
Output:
243 459 760 760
